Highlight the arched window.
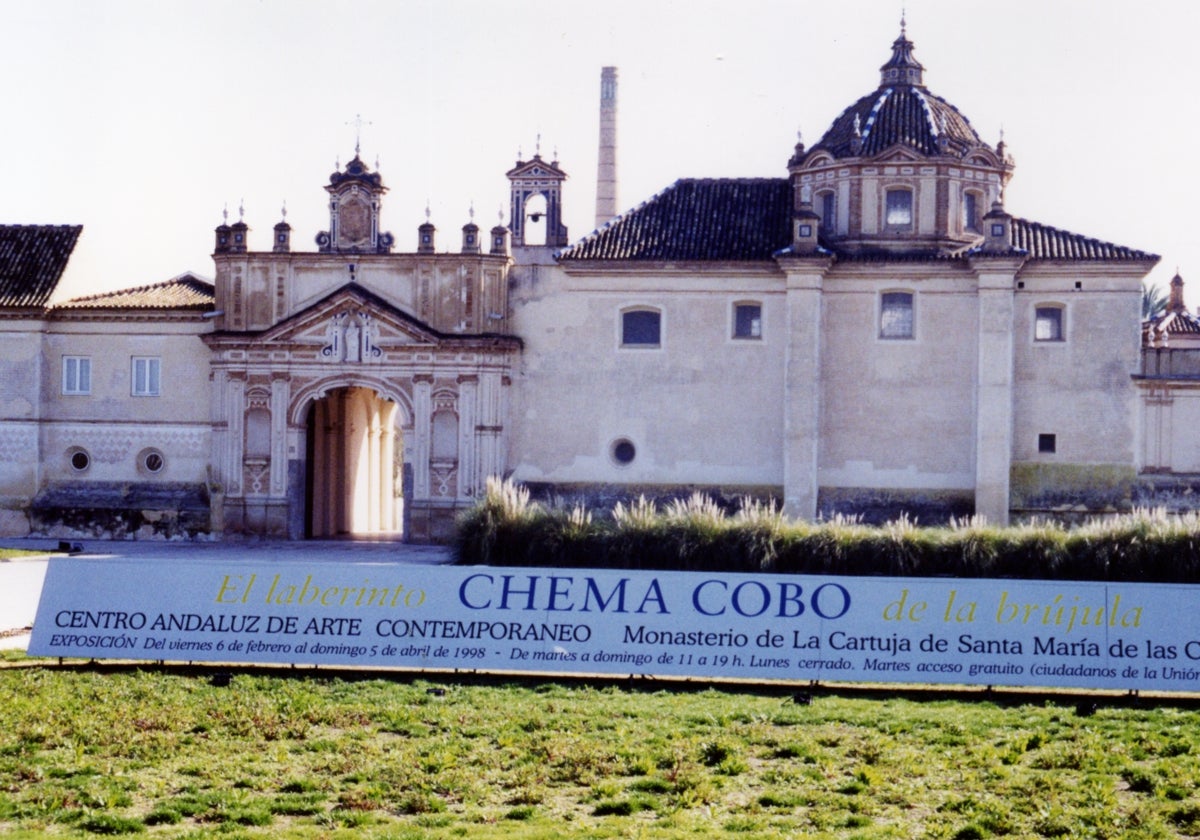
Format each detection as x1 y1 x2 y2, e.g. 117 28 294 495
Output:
621 307 662 348
522 193 547 246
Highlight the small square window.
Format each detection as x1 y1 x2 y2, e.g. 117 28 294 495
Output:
880 292 914 340
621 309 661 348
1035 306 1064 342
733 303 762 340
132 357 161 396
1038 433 1057 454
797 223 812 237
991 223 1005 237
62 356 91 395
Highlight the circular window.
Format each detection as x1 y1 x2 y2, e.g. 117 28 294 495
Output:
611 438 636 466
138 448 165 475
68 448 90 472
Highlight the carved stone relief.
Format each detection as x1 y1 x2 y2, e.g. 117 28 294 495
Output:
320 311 383 363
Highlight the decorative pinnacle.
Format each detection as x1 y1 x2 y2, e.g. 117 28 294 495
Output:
469 202 475 221
222 204 228 224
281 201 287 220
425 201 431 222
535 132 541 157
901 7 906 36
238 200 244 222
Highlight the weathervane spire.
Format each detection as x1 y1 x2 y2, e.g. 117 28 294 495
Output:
347 114 372 157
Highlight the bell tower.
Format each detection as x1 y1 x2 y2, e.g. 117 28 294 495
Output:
506 143 568 248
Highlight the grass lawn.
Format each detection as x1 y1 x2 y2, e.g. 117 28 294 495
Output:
1 661 1198 838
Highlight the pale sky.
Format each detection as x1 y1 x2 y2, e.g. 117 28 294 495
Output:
1 0 1194 304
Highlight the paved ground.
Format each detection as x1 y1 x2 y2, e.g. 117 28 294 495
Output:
0 538 454 650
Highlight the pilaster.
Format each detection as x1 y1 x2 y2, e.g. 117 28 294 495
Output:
457 375 478 499
412 374 433 499
269 375 288 496
777 254 834 519
227 373 246 496
968 255 1026 524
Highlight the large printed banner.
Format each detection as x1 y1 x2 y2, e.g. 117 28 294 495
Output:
27 558 1200 691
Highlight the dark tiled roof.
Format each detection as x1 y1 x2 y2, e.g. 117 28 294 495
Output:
0 225 82 308
557 178 1155 266
812 85 984 159
558 179 791 262
1010 218 1158 262
54 273 215 311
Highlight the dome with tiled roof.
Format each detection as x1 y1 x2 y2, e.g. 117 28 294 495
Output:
785 23 1015 254
802 25 991 162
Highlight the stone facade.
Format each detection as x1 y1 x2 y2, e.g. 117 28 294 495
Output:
0 28 1183 541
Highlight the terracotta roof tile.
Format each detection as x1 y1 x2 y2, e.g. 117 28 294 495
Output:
0 225 82 308
53 273 215 311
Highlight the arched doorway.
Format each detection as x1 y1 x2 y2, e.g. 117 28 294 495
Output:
304 386 405 538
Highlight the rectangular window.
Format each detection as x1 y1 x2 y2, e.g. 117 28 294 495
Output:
820 192 836 234
1038 433 1057 454
1035 306 1064 342
885 189 913 226
621 310 661 348
880 292 914 340
963 192 980 233
131 357 161 396
733 303 762 339
62 356 91 395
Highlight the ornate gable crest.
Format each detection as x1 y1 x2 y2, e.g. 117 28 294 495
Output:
255 284 444 362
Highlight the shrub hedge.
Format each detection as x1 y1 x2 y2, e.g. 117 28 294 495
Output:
453 479 1200 582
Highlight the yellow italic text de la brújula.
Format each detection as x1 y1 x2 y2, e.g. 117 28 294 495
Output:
885 588 1144 634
